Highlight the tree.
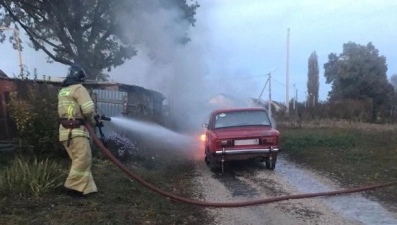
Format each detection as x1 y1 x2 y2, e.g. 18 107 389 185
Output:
324 42 394 120
390 74 397 90
0 0 199 80
388 74 397 121
307 51 319 107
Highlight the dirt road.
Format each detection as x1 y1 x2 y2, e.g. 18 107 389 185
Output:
192 155 397 225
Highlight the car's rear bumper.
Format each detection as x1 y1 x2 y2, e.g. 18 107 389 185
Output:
211 147 279 162
214 147 279 155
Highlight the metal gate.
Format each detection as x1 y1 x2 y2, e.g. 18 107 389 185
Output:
91 89 127 118
91 87 166 124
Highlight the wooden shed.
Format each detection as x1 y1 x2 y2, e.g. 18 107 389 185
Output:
0 77 167 141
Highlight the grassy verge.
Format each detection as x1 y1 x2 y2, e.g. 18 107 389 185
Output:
279 126 397 209
0 150 210 224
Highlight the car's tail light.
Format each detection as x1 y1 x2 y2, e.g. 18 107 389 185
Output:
200 134 206 142
217 140 233 147
260 137 278 145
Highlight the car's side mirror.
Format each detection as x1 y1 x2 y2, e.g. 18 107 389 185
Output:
202 123 208 128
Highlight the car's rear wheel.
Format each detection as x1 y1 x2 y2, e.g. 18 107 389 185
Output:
204 147 210 165
207 153 221 172
265 155 277 170
205 155 210 165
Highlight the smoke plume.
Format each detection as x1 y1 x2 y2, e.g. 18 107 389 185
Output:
112 0 218 132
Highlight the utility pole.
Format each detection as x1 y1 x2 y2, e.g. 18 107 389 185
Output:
293 84 296 110
269 72 272 118
304 91 307 107
313 95 316 107
0 26 23 76
286 28 290 114
267 68 276 118
292 86 299 118
257 69 276 115
257 78 269 103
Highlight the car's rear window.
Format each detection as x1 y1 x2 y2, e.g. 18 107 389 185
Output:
214 110 271 129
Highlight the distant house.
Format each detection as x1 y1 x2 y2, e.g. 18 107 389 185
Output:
207 93 249 109
249 98 286 112
207 93 288 112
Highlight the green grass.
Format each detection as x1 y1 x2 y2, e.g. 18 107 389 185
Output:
0 156 210 225
0 156 66 196
0 152 15 168
279 127 397 208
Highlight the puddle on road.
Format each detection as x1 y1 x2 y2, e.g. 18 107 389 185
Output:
276 156 397 225
213 169 259 198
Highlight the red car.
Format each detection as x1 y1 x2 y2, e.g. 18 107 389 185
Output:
201 107 280 172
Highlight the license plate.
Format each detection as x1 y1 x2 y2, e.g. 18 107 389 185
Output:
234 139 259 146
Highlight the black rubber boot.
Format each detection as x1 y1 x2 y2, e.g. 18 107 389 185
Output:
65 188 85 198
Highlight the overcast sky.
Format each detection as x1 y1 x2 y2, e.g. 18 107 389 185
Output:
1 0 397 103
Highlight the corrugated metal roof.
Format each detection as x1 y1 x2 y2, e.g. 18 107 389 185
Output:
0 77 165 100
0 70 8 78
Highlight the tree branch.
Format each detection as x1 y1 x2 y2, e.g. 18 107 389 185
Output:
6 4 67 52
0 2 71 65
16 6 63 51
45 7 76 59
31 36 72 65
87 0 108 46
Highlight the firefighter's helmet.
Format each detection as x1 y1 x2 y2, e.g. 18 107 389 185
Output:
67 64 86 82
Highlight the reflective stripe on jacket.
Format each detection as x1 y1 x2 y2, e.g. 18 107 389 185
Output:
58 84 95 142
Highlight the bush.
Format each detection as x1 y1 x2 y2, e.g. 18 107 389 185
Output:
7 80 64 157
274 99 382 124
104 133 139 162
0 157 66 196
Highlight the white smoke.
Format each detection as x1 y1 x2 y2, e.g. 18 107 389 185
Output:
112 0 217 131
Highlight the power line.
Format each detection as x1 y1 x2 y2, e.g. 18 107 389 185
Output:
257 77 269 101
203 74 267 81
272 78 286 86
272 77 307 97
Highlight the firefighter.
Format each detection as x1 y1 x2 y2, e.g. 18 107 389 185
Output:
58 64 100 197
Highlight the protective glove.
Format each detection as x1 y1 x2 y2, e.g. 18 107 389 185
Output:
94 114 104 128
96 119 104 128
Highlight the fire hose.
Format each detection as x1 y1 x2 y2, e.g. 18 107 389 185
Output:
85 120 397 208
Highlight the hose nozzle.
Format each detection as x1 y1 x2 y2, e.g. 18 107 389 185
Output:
94 114 111 122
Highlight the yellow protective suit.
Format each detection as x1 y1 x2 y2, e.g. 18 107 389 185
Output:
58 84 97 195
